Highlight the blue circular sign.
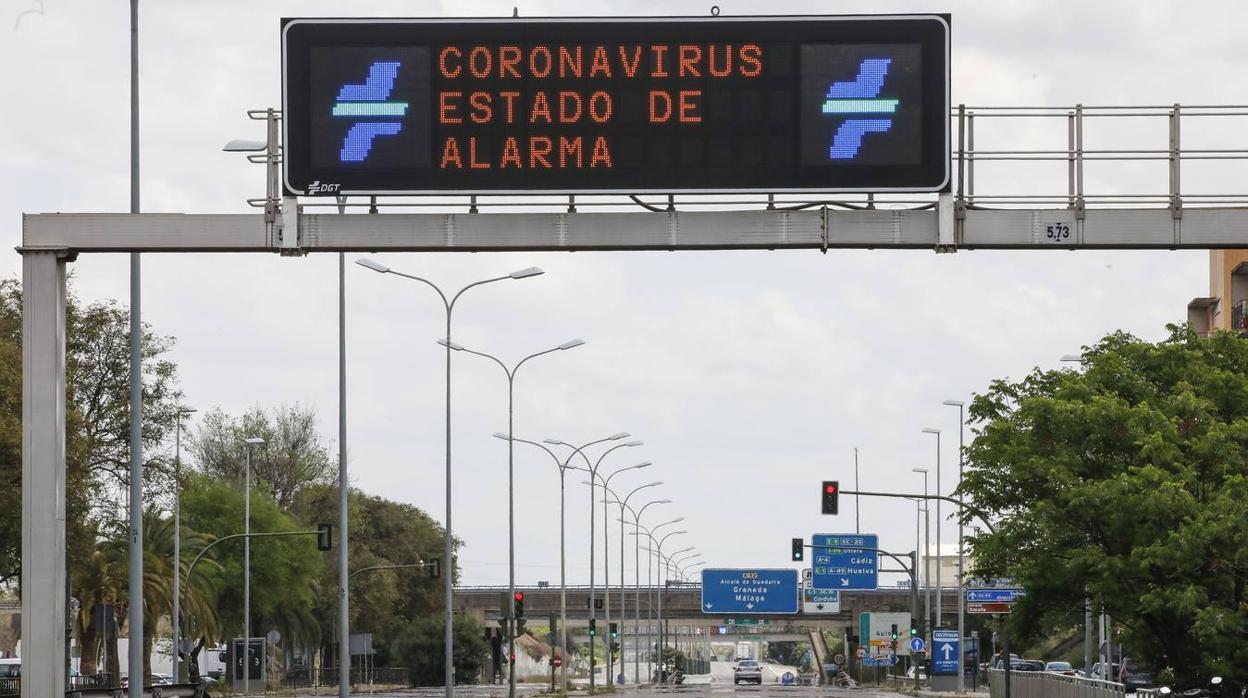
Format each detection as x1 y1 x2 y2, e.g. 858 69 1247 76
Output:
910 637 926 653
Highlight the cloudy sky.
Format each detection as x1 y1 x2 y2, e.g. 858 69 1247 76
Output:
5 0 1245 590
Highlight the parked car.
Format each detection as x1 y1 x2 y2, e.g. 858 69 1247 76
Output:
734 659 763 685
1046 661 1075 675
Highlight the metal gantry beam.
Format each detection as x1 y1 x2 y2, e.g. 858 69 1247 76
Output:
21 204 1248 253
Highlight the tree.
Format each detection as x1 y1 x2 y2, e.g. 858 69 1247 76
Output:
98 509 219 683
192 404 334 509
291 484 454 665
391 613 487 686
179 473 322 650
0 278 183 587
961 326 1248 690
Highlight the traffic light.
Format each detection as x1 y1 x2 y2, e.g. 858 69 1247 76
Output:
514 591 525 619
890 624 899 641
821 481 840 515
589 618 597 636
316 523 333 551
910 624 919 638
791 537 804 562
609 623 618 640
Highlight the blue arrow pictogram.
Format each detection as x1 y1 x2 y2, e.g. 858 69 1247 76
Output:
334 61 408 163
821 58 898 160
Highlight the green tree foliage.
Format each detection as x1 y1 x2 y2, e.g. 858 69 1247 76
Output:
961 327 1248 689
179 473 322 649
192 404 334 510
0 279 182 587
291 484 453 665
391 613 487 686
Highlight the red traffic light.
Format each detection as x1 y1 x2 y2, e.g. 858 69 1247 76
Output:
514 591 524 602
825 483 837 494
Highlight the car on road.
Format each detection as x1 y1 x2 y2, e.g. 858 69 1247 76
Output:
1046 661 1076 675
734 659 763 685
1091 662 1123 682
0 658 19 678
904 665 927 680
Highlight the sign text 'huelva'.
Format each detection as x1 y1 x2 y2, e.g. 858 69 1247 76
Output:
282 16 950 195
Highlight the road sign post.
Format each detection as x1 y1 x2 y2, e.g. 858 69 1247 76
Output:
700 569 799 614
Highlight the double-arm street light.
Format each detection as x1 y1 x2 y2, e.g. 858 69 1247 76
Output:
579 463 651 688
921 427 943 628
942 399 967 693
654 533 689 670
445 338 584 698
606 483 662 685
242 436 265 697
549 437 641 692
616 498 671 683
502 432 630 692
356 257 543 695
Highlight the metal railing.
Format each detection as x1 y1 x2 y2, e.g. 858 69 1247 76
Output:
990 669 1126 698
265 103 1248 214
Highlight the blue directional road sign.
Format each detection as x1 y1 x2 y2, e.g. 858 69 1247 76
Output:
812 534 878 590
931 629 959 675
910 637 926 653
965 588 1025 603
700 569 799 615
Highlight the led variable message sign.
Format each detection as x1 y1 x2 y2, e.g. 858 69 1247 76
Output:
282 16 950 196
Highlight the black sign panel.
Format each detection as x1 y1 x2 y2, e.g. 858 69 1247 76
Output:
282 16 950 195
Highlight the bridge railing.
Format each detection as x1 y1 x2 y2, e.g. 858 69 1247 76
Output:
989 670 1125 698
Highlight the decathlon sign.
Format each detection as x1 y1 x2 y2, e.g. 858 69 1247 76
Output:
281 15 950 195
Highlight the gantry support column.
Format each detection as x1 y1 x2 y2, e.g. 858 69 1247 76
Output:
20 248 69 698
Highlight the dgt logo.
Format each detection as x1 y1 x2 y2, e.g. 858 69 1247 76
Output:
333 61 409 163
821 58 899 160
307 181 341 194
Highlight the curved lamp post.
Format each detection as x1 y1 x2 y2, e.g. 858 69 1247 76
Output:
509 432 630 690
356 257 543 697
446 337 583 698
547 437 639 692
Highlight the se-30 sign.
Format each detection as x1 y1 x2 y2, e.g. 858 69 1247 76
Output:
281 15 950 195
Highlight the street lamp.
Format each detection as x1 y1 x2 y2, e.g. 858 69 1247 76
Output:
242 436 265 698
448 338 584 698
609 482 661 685
501 433 629 692
630 517 682 682
172 406 196 684
546 436 638 692
912 466 930 633
942 398 967 694
580 462 651 690
654 531 688 671
922 427 943 628
1060 354 1082 362
356 257 543 695
617 498 670 683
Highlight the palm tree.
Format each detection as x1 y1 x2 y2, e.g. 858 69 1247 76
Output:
102 509 221 684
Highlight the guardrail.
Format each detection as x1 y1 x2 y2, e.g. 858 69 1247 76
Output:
990 669 1125 698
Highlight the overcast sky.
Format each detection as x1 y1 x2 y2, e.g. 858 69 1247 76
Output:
5 0 1245 589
